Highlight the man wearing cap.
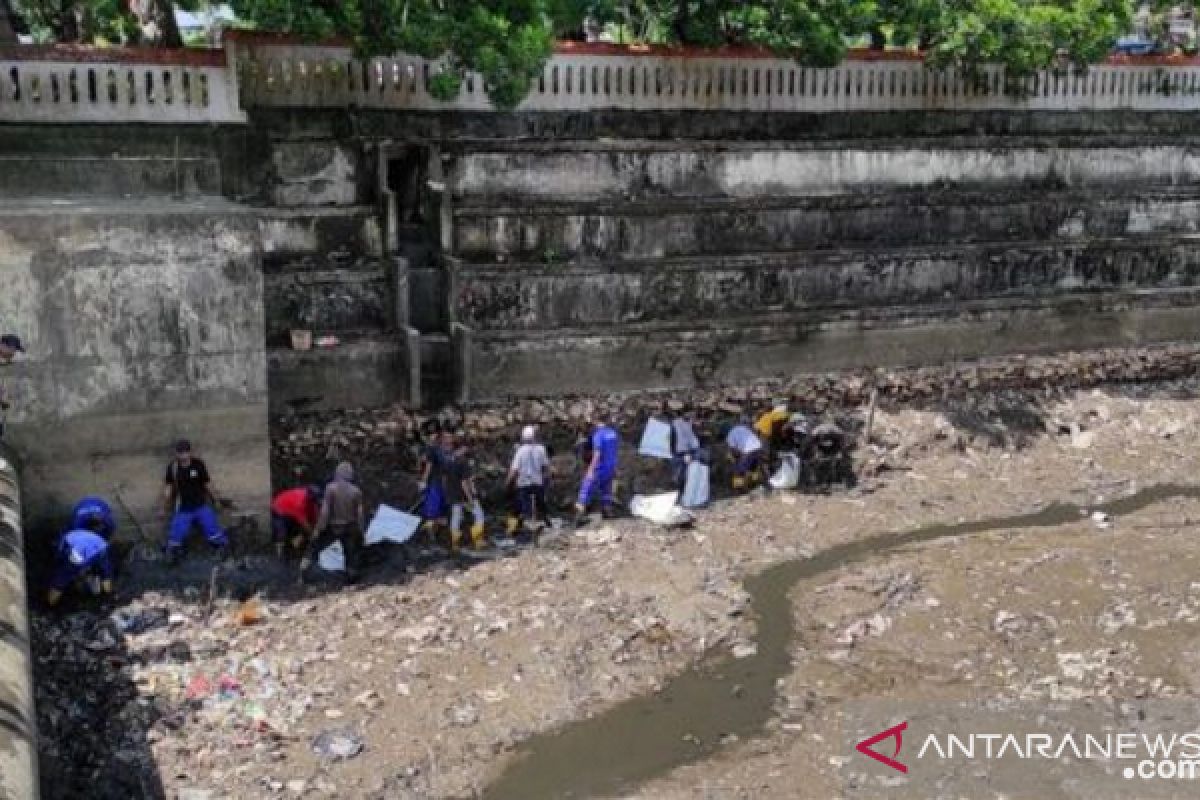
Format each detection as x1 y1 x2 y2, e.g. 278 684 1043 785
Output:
506 425 551 536
0 334 23 365
754 402 791 475
70 495 117 541
0 334 22 440
270 484 322 559
301 461 364 583
47 512 115 608
162 439 229 564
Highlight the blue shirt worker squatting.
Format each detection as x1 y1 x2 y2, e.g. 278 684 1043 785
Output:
47 502 116 608
161 439 230 565
575 417 620 525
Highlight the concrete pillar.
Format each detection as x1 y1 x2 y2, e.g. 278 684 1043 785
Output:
0 448 39 800
451 322 472 406
393 256 410 332
403 326 422 409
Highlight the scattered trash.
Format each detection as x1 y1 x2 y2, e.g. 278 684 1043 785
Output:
448 703 480 727
236 597 264 626
1091 510 1111 528
312 729 364 760
769 453 800 490
731 643 758 659
630 493 695 528
318 542 346 572
110 607 169 635
315 335 340 348
581 527 622 546
365 504 422 546
992 610 1025 635
637 417 673 459
835 613 892 645
186 674 214 702
680 461 710 509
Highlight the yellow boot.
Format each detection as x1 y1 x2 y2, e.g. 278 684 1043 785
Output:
449 526 463 553
505 515 520 536
46 589 62 608
732 474 746 491
470 522 487 550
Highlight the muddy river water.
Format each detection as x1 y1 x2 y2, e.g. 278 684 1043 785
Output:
482 484 1200 800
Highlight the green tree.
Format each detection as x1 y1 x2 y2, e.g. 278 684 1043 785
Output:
908 0 1134 84
11 0 190 45
230 0 593 108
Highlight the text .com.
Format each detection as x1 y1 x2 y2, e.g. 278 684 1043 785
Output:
857 722 1200 781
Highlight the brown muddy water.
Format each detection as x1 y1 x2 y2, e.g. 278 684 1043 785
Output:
482 484 1200 800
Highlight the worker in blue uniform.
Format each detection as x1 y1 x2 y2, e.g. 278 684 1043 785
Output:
70 495 117 540
575 417 620 525
47 514 115 608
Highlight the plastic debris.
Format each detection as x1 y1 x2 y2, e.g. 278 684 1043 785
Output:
631 493 695 528
312 729 364 760
365 504 422 545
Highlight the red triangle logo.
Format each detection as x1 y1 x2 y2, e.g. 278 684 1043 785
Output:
855 721 908 773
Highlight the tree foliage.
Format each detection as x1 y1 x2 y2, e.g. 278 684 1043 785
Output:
12 0 190 45
913 0 1135 81
229 0 592 108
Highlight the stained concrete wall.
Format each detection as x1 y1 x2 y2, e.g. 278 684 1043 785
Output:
0 199 269 537
436 132 1200 398
245 108 1200 404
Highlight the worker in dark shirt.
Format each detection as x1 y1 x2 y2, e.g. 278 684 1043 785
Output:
162 439 229 564
418 428 451 533
301 461 365 583
446 432 487 552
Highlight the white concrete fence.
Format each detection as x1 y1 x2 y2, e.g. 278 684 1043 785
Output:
234 39 1200 114
5 36 1200 123
0 45 244 123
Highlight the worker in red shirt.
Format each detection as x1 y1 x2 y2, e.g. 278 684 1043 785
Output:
270 485 323 559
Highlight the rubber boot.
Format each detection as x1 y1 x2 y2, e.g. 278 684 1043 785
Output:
573 503 589 527
732 474 746 491
449 526 463 553
470 521 487 550
505 515 520 536
46 589 62 608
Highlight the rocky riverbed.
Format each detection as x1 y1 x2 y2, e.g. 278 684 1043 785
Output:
31 365 1200 799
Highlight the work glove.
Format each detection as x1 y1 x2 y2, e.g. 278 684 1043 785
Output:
100 580 113 595
417 481 427 492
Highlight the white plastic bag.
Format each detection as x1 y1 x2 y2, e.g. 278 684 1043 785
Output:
631 492 695 528
638 418 673 460
318 541 345 572
679 461 710 509
365 504 422 545
769 452 800 490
